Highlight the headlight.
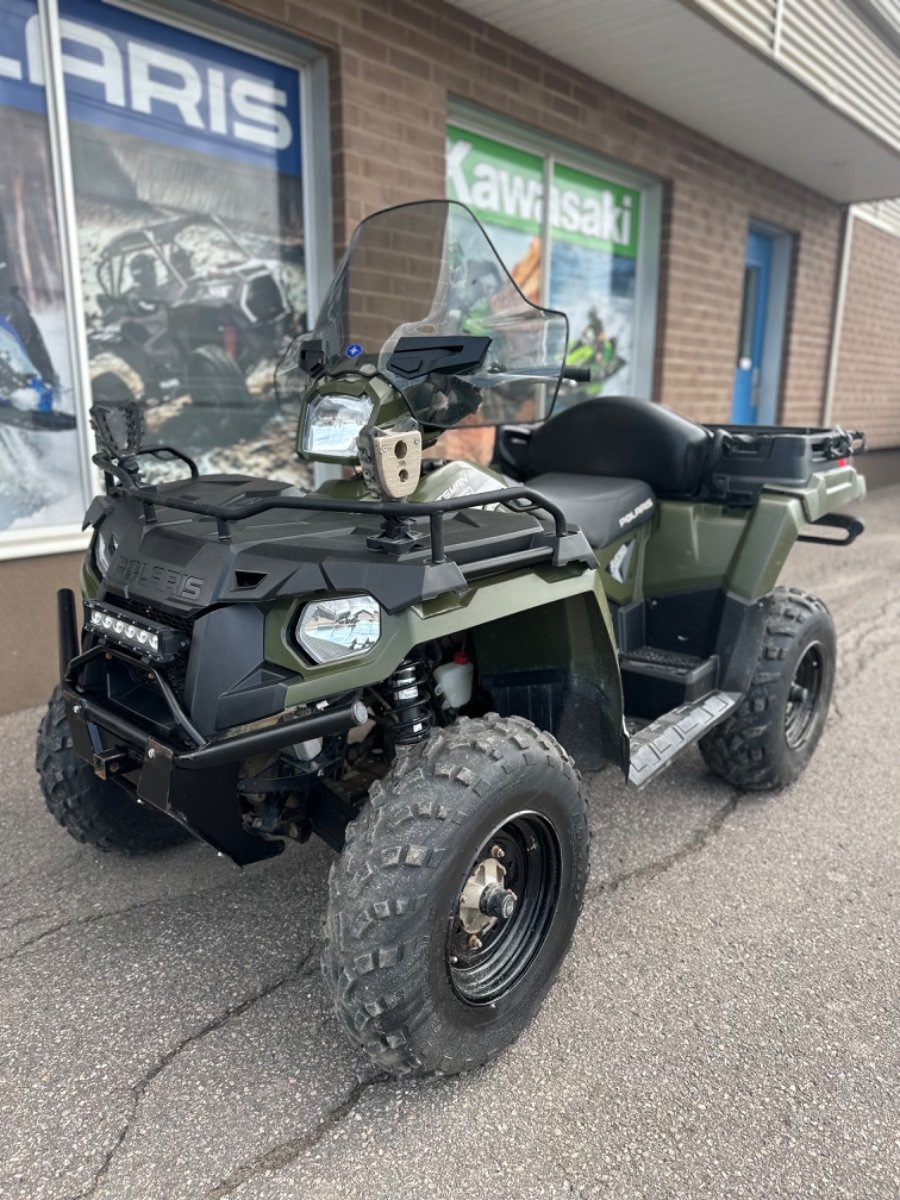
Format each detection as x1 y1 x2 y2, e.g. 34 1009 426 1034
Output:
301 394 373 458
296 595 380 664
94 530 117 575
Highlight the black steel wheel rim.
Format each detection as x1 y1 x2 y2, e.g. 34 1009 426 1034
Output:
447 810 562 1006
785 642 825 749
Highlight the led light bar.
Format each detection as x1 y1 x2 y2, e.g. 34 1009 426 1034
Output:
84 601 188 663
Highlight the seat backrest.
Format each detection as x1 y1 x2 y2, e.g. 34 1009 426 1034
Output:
530 396 712 497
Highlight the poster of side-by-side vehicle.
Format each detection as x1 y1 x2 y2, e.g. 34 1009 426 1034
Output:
0 0 311 533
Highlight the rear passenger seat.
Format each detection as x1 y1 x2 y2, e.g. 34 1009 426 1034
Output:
508 395 713 548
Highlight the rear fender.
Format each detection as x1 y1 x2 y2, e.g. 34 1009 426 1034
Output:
728 464 866 597
642 465 866 602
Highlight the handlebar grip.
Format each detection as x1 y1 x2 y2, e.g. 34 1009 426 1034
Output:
562 366 592 383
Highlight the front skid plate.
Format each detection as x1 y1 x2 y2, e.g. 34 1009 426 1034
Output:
628 691 740 788
137 737 284 866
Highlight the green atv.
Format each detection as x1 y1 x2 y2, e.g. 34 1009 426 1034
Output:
38 200 866 1077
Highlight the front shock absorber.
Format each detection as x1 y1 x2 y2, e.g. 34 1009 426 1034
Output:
380 656 433 746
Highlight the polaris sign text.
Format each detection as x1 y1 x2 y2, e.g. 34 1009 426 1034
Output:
0 0 302 175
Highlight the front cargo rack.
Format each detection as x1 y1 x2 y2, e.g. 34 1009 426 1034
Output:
703 425 865 504
92 447 590 571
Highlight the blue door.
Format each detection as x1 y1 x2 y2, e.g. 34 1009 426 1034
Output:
731 230 772 424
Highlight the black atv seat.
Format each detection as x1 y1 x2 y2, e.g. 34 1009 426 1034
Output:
529 396 712 498
527 473 656 548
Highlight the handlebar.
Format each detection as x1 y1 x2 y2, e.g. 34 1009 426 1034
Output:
469 365 594 386
561 366 592 384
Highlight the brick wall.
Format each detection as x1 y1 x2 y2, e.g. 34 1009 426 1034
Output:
225 0 845 429
832 217 900 449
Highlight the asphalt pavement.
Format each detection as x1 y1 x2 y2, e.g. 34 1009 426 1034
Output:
1 485 897 1200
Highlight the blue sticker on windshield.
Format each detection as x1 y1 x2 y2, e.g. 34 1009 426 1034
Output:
345 343 363 358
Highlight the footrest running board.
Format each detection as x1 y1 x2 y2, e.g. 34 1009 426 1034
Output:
627 691 741 788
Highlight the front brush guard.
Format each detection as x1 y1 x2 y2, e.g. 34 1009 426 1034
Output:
58 589 367 864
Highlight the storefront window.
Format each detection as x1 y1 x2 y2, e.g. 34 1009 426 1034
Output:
0 0 325 560
0 0 82 535
62 0 309 482
447 121 656 414
446 125 545 302
549 162 641 402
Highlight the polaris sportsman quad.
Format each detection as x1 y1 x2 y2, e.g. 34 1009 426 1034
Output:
38 200 866 1077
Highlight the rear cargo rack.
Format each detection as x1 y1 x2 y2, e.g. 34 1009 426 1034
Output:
703 425 865 505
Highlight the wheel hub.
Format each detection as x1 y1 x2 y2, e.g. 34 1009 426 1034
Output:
785 642 824 749
458 850 518 936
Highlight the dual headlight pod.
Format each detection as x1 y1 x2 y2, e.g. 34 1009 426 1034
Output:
296 594 381 664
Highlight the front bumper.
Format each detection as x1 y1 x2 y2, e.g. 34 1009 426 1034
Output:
58 589 366 864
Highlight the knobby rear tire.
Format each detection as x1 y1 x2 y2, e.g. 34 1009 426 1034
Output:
699 587 836 790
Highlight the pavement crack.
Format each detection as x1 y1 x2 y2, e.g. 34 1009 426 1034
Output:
592 791 741 897
0 877 245 965
832 595 900 721
65 949 318 1200
204 1070 390 1199
0 910 54 932
0 852 82 895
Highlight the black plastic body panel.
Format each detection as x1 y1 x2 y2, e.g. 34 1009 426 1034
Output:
621 652 717 719
184 605 297 735
611 587 770 719
482 668 616 772
91 474 568 617
474 591 626 773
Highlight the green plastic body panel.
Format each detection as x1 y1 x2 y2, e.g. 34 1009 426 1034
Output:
592 524 652 607
639 466 866 602
80 554 100 602
315 461 508 505
412 461 507 502
265 564 622 714
296 372 447 465
296 373 409 466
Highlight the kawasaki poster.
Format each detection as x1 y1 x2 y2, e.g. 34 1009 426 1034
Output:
447 125 641 402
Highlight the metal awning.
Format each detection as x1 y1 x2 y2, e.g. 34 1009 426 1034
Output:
448 0 900 202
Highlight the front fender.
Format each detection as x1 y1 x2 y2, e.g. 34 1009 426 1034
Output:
267 566 625 771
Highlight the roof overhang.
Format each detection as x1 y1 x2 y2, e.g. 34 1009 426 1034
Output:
448 0 900 203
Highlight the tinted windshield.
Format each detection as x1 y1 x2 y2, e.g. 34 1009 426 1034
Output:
279 200 568 427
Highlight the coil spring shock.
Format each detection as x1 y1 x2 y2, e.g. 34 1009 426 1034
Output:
380 657 433 746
